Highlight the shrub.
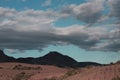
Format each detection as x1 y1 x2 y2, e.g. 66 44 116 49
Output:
60 69 79 80
116 61 120 64
13 72 25 80
13 72 33 80
0 67 3 69
65 69 78 76
13 64 42 70
48 77 57 80
112 76 120 80
43 77 57 80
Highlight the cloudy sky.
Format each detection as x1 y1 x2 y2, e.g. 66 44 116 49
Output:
0 0 120 64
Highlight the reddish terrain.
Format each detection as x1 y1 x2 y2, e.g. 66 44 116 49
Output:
65 62 120 80
0 62 120 80
0 62 67 80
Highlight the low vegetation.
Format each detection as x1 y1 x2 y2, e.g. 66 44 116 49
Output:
112 76 120 80
43 77 57 80
0 67 3 69
60 69 79 80
13 64 42 70
13 72 33 80
65 69 78 76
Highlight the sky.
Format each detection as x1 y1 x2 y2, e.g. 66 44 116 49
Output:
0 0 120 64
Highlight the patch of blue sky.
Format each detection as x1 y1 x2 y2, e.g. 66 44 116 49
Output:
0 0 86 10
54 17 86 27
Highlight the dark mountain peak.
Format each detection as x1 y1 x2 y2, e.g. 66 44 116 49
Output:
0 49 5 56
0 49 3 52
43 51 65 58
40 51 78 67
0 49 7 58
43 51 76 62
49 51 61 54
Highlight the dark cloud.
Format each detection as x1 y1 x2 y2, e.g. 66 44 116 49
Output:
0 26 100 51
108 0 120 21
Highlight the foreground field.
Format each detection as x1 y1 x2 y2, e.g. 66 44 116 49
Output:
65 62 120 80
0 62 120 80
0 62 67 80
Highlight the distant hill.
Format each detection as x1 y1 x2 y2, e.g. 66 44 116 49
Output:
0 50 15 62
37 51 78 67
78 62 102 67
0 50 102 68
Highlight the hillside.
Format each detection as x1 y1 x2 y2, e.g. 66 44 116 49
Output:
0 62 119 80
64 62 120 80
0 62 68 80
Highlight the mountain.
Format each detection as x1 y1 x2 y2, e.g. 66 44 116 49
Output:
16 51 78 68
37 51 78 67
0 49 15 62
0 50 102 68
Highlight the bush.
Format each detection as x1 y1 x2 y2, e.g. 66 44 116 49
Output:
60 69 79 80
0 67 3 69
48 77 57 80
13 64 42 70
65 69 78 76
13 72 33 80
13 72 25 80
112 76 120 80
43 77 57 80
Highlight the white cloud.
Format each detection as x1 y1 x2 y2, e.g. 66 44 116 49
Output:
61 0 105 25
0 8 57 32
4 49 22 54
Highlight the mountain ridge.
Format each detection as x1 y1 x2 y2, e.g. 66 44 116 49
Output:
0 50 102 68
